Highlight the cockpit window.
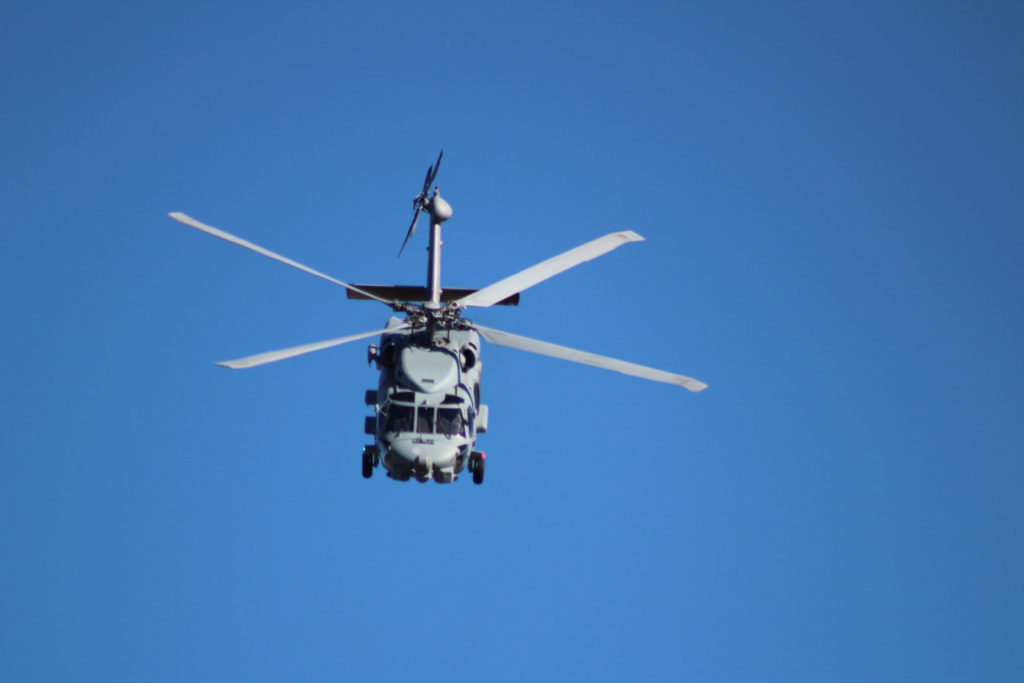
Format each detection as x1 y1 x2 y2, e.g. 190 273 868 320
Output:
437 408 464 436
385 404 414 433
385 402 464 437
416 406 435 434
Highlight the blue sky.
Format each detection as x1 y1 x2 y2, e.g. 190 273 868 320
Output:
2 1 1022 680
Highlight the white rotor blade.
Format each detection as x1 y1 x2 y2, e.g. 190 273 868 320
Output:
217 324 407 369
456 231 645 308
475 324 707 392
169 212 392 305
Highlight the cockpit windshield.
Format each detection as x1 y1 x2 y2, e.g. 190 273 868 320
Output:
436 408 464 436
385 404 414 433
416 407 434 434
384 402 465 437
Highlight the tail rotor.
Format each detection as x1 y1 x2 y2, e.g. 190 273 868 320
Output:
398 149 443 257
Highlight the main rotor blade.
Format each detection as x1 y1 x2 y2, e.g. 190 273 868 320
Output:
169 212 392 305
217 324 408 369
475 324 708 392
456 231 645 308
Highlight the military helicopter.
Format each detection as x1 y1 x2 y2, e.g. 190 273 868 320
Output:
170 151 706 485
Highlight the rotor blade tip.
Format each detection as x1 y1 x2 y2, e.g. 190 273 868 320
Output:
679 378 708 392
620 230 644 242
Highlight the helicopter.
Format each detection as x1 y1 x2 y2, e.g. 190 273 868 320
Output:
170 151 706 485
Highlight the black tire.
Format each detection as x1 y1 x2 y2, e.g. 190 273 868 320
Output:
472 457 485 485
362 449 373 479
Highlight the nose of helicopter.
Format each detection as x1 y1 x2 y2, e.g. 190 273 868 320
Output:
386 437 460 476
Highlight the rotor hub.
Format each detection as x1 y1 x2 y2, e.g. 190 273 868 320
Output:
428 189 453 223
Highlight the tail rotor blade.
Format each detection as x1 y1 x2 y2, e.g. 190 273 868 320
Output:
400 150 444 257
421 165 434 195
398 207 422 257
426 149 443 188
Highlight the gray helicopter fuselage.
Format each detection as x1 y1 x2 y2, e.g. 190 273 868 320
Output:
368 316 486 483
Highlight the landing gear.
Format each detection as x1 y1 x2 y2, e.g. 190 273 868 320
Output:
469 451 486 485
362 445 378 479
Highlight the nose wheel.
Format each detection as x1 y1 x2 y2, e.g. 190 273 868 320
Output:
468 451 486 485
362 445 378 479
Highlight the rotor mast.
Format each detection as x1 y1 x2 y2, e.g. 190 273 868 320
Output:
425 188 452 307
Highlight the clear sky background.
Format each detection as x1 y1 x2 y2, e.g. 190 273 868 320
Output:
2 2 1022 681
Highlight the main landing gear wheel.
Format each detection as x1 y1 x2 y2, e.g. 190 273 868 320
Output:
362 446 377 479
469 451 485 485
